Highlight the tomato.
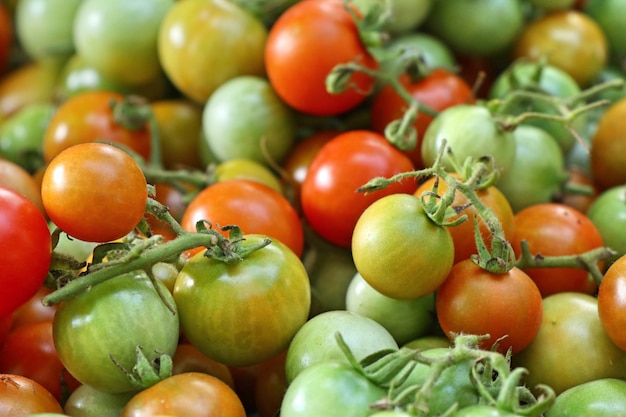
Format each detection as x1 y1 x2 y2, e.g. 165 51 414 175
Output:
345 272 437 345
63 384 136 417
173 235 311 367
181 179 303 257
370 69 474 169
415 173 515 264
280 361 386 417
597 254 626 351
213 158 283 195
301 130 416 248
158 0 267 104
511 292 626 395
285 310 398 383
0 62 61 121
254 351 288 417
590 97 626 190
529 0 576 10
41 142 148 243
42 90 152 163
0 374 64 415
150 99 204 171
559 166 599 214
120 372 246 417
513 10 608 87
0 3 11 74
453 405 521 417
354 0 433 35
202 75 297 166
15 0 82 64
546 378 626 417
420 104 516 176
0 185 51 319
351 193 455 299
0 158 46 214
265 0 378 116
584 0 626 65
0 321 79 402
495 125 569 213
509 203 604 297
172 343 235 388
436 259 543 354
11 286 57 330
423 0 524 57
53 271 180 393
73 0 174 86
0 315 11 348
587 185 626 260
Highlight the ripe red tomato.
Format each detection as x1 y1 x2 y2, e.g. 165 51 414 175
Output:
598 254 626 351
181 179 304 258
370 69 474 169
301 129 416 248
0 374 64 415
172 343 235 389
0 158 46 215
0 3 12 74
435 259 544 354
42 90 152 163
265 0 378 116
509 203 604 297
41 142 148 243
10 286 57 330
0 186 52 319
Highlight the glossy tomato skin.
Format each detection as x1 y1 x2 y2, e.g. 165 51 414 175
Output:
158 0 267 104
512 292 626 395
172 343 235 388
436 260 544 354
370 69 474 169
509 203 604 297
0 157 46 214
586 185 626 259
597 254 626 351
301 130 416 248
41 142 149 243
546 378 626 417
181 179 303 257
63 384 136 417
173 235 311 367
0 186 52 319
53 271 180 393
265 0 378 116
120 372 246 417
0 374 64 415
590 97 626 190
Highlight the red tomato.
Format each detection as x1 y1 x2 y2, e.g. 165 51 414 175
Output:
301 130 416 248
435 259 544 354
0 3 11 74
254 351 288 417
265 0 378 116
172 343 235 389
510 203 604 297
598 254 626 351
181 179 304 257
10 286 57 330
0 158 46 215
42 90 152 163
0 374 64 415
370 69 474 169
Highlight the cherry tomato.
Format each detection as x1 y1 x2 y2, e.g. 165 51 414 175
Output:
10 286 57 330
435 259 543 354
41 142 148 243
63 384 135 417
597 254 626 351
0 186 51 319
509 203 604 297
584 0 626 65
254 351 288 417
586 185 626 259
42 90 152 163
301 130 416 248
213 158 283 195
265 0 378 116
0 62 61 121
172 343 235 388
590 97 626 190
0 158 45 214
0 3 12 74
0 374 64 415
546 378 626 417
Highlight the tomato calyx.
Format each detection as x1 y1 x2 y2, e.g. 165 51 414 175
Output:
110 345 173 391
194 222 272 265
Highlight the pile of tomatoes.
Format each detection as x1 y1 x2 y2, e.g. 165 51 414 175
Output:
2 0 626 416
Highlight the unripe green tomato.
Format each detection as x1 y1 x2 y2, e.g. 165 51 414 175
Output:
547 378 626 417
586 185 626 260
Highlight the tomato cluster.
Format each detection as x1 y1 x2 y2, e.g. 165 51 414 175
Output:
2 0 626 415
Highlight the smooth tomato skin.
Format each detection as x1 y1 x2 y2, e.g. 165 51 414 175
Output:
546 378 626 417
172 343 235 388
254 351 288 417
351 193 455 300
0 374 64 415
41 142 148 243
0 157 46 214
370 69 474 169
0 3 11 74
435 260 543 354
53 271 180 394
10 287 56 330
586 185 626 258
512 292 626 395
181 179 303 257
590 97 626 190
0 186 52 319
63 384 136 417
301 130 416 248
280 361 386 417
597 254 626 351
173 235 311 367
120 372 246 417
510 203 604 297
415 173 515 264
265 0 378 116
158 0 267 104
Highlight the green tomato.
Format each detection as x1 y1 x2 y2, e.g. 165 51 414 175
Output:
53 271 180 394
587 185 626 260
285 310 399 383
73 0 174 85
62 384 135 417
378 32 457 76
453 405 522 417
345 272 436 345
203 75 297 166
353 0 433 34
528 0 575 11
547 378 626 417
281 361 387 417
584 0 626 65
173 234 311 367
